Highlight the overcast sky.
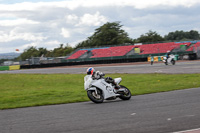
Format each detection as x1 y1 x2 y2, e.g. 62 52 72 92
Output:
0 0 200 53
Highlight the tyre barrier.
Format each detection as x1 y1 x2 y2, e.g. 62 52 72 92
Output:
148 55 178 62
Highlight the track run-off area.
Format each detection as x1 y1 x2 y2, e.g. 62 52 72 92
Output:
0 60 200 133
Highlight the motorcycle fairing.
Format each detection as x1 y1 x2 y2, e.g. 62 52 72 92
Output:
89 79 120 99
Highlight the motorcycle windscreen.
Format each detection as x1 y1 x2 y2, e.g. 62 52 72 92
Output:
114 78 122 84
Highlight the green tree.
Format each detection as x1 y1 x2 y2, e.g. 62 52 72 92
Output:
50 44 74 57
164 30 200 41
136 30 165 43
18 44 74 60
76 22 134 49
19 46 38 60
38 48 48 56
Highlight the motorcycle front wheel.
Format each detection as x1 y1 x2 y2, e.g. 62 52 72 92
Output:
87 89 104 103
118 85 131 100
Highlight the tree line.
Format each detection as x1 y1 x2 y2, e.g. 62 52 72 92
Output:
14 22 200 61
19 44 73 61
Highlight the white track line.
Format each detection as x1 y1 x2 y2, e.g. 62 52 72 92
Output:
173 128 200 133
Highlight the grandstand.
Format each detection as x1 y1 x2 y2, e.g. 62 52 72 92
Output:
186 41 200 52
67 50 88 59
21 41 200 69
66 42 194 60
90 45 136 58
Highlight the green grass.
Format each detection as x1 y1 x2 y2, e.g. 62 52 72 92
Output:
0 73 200 109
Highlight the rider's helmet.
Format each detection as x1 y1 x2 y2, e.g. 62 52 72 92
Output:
86 67 95 75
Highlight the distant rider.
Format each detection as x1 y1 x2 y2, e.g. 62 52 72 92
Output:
86 67 120 89
165 51 171 63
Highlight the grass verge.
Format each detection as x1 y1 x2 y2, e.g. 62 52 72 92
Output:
0 73 200 109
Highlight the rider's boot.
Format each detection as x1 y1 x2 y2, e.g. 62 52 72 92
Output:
114 84 120 90
109 78 120 90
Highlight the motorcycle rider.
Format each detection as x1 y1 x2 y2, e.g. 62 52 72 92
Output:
86 67 120 89
166 51 170 59
165 51 170 62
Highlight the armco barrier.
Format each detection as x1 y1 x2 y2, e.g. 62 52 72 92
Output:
0 66 9 71
9 65 20 70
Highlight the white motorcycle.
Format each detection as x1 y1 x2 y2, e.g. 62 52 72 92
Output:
163 54 176 65
84 75 131 103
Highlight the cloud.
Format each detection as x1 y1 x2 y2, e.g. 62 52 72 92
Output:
61 28 70 38
0 0 200 53
21 40 62 51
65 14 78 24
1 0 200 11
76 12 108 26
0 18 39 26
0 29 47 43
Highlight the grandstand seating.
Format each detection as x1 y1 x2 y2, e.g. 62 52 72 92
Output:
67 42 194 59
90 45 135 58
186 42 200 51
138 42 191 55
67 50 88 59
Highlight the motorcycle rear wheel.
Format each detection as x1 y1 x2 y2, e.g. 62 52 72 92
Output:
87 89 104 103
171 59 175 65
118 85 131 100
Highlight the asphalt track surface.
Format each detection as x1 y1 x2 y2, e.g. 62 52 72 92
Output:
1 60 200 133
